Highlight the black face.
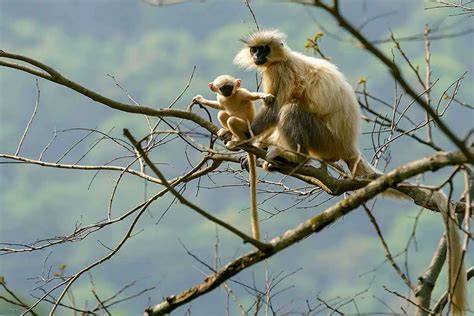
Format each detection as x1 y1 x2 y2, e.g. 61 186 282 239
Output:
250 45 270 65
219 84 234 97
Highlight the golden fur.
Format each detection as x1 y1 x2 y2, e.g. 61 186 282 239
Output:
235 29 367 173
235 30 467 314
193 75 274 240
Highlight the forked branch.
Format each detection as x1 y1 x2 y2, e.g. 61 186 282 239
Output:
292 1 473 162
123 129 272 252
0 50 219 136
144 148 472 315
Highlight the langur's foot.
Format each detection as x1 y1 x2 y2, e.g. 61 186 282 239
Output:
265 147 308 171
263 157 291 172
240 156 250 172
217 128 232 142
225 140 240 151
217 128 231 138
264 148 292 171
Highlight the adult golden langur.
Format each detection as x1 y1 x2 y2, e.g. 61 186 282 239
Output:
234 29 367 174
193 75 274 240
234 29 467 314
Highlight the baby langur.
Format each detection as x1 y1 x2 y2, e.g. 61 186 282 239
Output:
193 75 274 240
193 75 274 149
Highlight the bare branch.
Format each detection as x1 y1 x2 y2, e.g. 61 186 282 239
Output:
15 79 40 156
47 198 154 315
414 234 447 315
0 278 38 315
363 204 414 290
292 1 473 162
123 129 272 251
144 148 472 315
425 0 474 16
243 0 260 31
0 154 162 184
0 51 220 136
383 285 436 315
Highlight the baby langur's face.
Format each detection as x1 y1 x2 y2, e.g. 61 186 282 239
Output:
208 76 241 97
217 83 234 97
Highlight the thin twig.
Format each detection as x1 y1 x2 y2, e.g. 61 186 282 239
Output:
363 204 414 290
0 51 220 136
423 24 433 142
243 0 260 30
15 79 40 156
383 286 435 315
123 129 272 251
144 148 472 315
47 199 155 315
293 1 473 162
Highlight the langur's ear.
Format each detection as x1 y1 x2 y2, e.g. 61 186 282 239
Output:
235 79 241 88
208 82 216 92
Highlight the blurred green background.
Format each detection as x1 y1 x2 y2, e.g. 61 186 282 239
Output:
0 0 472 315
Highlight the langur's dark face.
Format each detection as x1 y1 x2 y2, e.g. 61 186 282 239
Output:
219 84 234 97
250 45 270 65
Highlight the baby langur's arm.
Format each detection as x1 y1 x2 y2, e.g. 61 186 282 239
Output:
245 91 275 104
192 95 222 110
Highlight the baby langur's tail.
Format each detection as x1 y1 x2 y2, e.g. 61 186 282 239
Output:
248 153 260 240
347 154 409 200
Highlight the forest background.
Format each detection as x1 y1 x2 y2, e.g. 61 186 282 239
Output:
0 0 472 315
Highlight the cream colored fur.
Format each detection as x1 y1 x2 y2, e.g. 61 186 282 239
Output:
193 75 273 241
235 29 467 314
235 29 369 175
432 192 468 315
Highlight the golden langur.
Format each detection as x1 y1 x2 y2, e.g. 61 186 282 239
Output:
234 29 367 174
193 75 274 240
234 29 467 314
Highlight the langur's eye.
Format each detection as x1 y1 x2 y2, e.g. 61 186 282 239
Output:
220 84 234 91
250 47 258 54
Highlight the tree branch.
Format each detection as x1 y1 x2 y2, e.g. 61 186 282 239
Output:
144 148 471 315
1 50 470 217
123 129 272 251
414 234 447 315
0 50 219 136
363 204 414 290
293 1 473 162
211 148 472 216
432 266 474 313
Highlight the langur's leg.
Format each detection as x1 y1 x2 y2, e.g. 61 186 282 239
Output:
238 103 279 170
217 111 232 139
251 103 279 137
227 117 249 141
226 117 250 149
217 111 230 130
268 104 330 166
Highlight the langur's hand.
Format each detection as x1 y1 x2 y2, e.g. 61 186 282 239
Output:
192 95 204 103
263 94 275 105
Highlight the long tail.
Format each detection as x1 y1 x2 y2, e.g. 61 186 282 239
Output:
348 153 409 200
433 192 467 315
248 153 260 240
347 152 380 178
